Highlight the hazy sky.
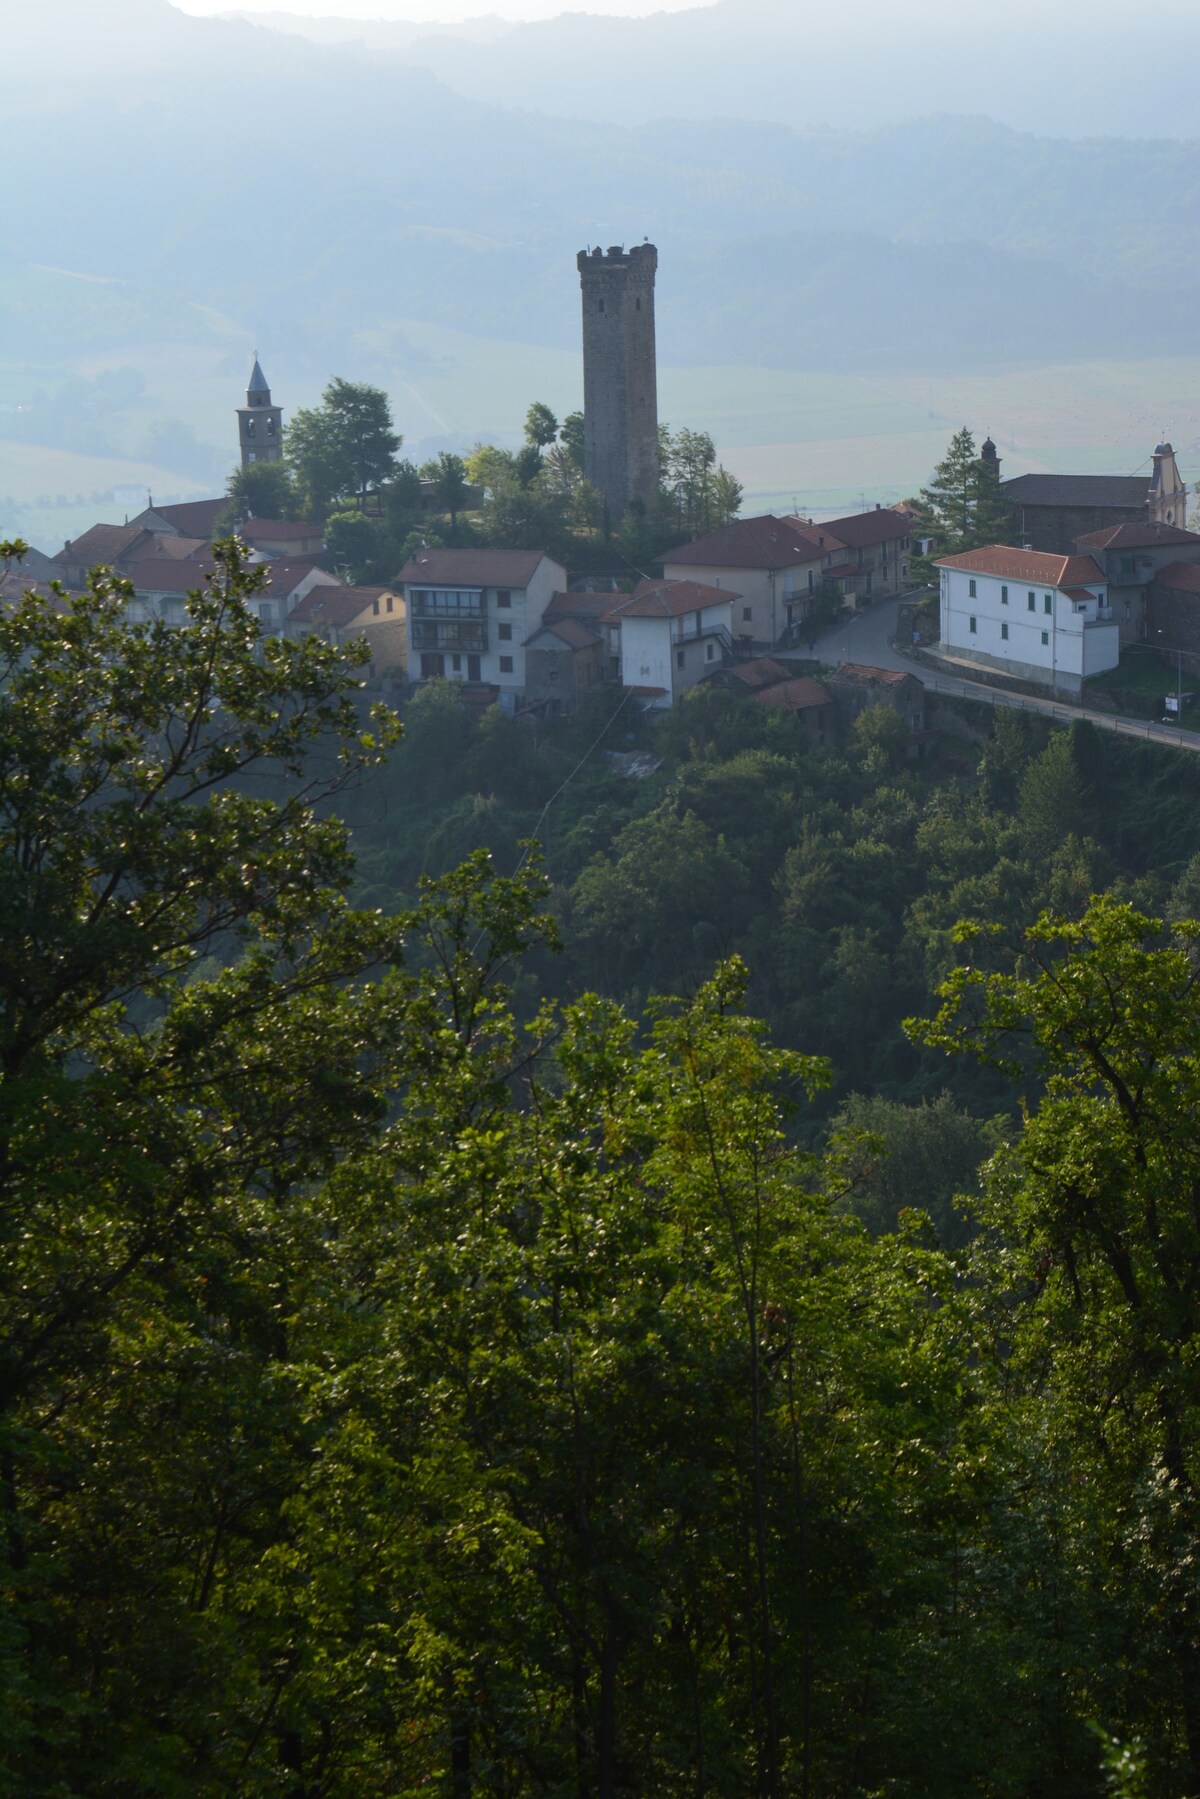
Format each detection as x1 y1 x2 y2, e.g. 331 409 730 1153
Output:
176 0 708 17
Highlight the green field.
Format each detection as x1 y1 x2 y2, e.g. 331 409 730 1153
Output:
3 267 1197 549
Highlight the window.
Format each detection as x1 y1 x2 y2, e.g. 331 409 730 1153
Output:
676 649 685 669
496 589 511 608
246 418 255 436
969 616 977 634
1001 621 1009 640
498 622 512 641
968 578 977 597
743 606 752 622
468 654 481 681
451 654 461 672
372 600 379 616
258 603 272 625
598 300 605 313
499 655 513 674
1001 585 1008 604
706 641 715 660
1027 591 1036 611
1041 630 1049 645
1044 594 1052 614
636 298 641 310
266 418 275 435
247 451 256 464
386 596 393 613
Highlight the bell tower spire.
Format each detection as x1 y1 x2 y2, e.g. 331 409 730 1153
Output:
237 356 283 468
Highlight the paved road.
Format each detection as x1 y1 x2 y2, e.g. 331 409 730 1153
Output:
783 595 1200 757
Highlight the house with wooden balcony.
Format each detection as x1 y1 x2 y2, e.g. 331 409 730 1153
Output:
395 548 567 700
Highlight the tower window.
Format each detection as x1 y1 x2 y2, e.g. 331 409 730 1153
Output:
246 418 255 436
267 418 275 435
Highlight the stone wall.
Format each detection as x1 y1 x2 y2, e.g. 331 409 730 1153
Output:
577 244 658 522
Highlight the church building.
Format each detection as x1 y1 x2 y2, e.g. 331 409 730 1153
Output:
237 359 283 467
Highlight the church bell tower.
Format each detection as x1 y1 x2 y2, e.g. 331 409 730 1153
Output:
237 358 283 468
1148 442 1187 529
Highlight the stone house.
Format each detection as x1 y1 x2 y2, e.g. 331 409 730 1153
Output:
1149 564 1200 678
999 444 1187 556
830 664 926 737
1074 522 1200 645
754 675 836 743
524 616 609 714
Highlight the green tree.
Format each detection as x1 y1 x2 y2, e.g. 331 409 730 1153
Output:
561 409 585 472
524 400 559 451
287 377 401 518
220 457 299 527
916 896 1200 1793
911 427 1011 571
429 450 471 535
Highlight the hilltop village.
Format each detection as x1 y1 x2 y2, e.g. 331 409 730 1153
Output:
7 244 1198 740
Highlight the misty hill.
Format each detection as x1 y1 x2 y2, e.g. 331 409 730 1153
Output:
237 0 1200 140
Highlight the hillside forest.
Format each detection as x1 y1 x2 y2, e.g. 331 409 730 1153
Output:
7 551 1200 1795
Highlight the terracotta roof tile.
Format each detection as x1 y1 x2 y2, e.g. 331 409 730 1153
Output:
1154 563 1200 595
755 676 834 712
663 514 842 572
935 545 1105 587
1075 522 1200 551
617 577 737 619
397 548 558 587
818 508 913 548
726 656 793 691
290 584 391 626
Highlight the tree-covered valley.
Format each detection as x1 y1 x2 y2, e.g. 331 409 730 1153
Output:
7 556 1200 1794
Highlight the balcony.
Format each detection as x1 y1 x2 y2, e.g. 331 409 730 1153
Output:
411 618 488 653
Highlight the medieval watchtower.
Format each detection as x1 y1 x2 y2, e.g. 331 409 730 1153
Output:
237 358 283 468
577 243 658 522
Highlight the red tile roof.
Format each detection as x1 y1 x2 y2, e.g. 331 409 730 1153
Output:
818 507 912 548
616 577 736 619
397 548 558 587
545 590 620 622
123 533 212 564
663 514 842 572
55 524 150 568
832 663 915 687
257 560 334 598
1076 522 1200 551
1154 563 1200 595
528 616 603 650
129 557 219 593
755 676 834 712
290 584 390 626
727 656 793 691
935 545 1105 587
140 498 228 538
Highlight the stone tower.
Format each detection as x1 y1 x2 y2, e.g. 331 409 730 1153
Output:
237 358 283 468
577 243 658 523
1148 441 1187 529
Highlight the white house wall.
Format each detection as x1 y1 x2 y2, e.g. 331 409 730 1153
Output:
939 566 1119 693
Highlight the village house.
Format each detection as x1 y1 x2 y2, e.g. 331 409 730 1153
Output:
129 554 339 630
1074 522 1200 644
830 663 927 739
606 577 734 708
1149 564 1200 678
288 583 406 677
129 497 229 540
395 547 567 701
754 675 836 742
815 508 915 600
239 518 325 559
661 514 847 650
523 616 610 714
998 443 1188 555
936 545 1118 695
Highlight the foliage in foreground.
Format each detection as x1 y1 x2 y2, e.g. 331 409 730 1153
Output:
5 563 1200 1793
